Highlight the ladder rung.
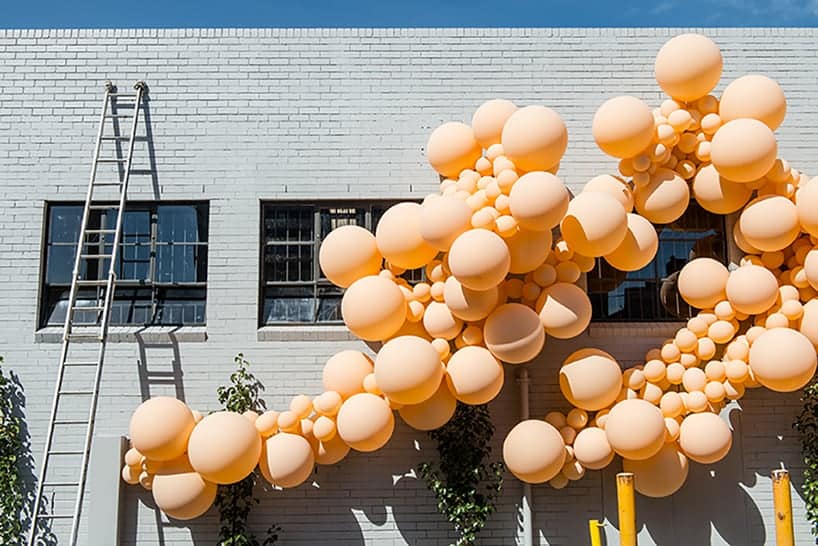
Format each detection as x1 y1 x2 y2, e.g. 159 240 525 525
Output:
96 158 128 163
80 254 112 259
58 390 95 395
63 361 98 367
109 93 137 98
67 334 102 341
84 229 117 234
42 481 80 487
100 135 133 141
48 449 85 456
72 305 104 311
53 419 90 425
104 114 134 118
75 279 108 286
89 204 118 210
36 514 74 520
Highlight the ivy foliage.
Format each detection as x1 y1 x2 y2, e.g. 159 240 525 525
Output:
795 380 818 536
214 354 280 546
0 359 25 544
418 403 504 546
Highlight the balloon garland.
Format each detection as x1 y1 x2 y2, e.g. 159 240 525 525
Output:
121 33 818 519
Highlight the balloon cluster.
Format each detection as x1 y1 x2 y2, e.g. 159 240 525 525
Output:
122 33 818 517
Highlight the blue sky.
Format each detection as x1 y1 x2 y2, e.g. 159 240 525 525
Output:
3 0 818 27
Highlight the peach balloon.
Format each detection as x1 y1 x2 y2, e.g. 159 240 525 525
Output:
655 33 722 102
336 393 395 452
187 411 262 485
739 196 799 252
122 465 139 485
501 105 568 172
719 74 786 130
592 96 655 158
796 177 818 237
423 301 464 340
660 392 684 418
472 99 518 148
341 275 406 341
605 399 666 460
623 444 689 498
749 327 817 392
375 202 438 269
426 121 482 178
692 164 752 214
508 171 570 231
726 265 779 315
537 282 593 339
679 412 732 464
803 250 818 289
323 351 374 399
313 416 337 442
259 432 315 488
443 276 499 321
152 470 216 520
584 174 634 212
314 391 343 417
483 303 545 363
399 381 457 431
374 336 443 405
419 196 473 251
573 426 615 470
445 346 505 405
448 229 511 291
129 397 195 462
316 435 351 466
800 299 818 347
676 258 729 310
633 168 690 224
559 348 622 411
561 191 628 257
604 213 659 272
711 119 777 183
503 420 566 483
506 228 553 274
319 225 383 288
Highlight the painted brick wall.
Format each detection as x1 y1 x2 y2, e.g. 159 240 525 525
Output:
1 27 817 545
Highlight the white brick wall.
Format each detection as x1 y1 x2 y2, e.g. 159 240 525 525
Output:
1 27 816 545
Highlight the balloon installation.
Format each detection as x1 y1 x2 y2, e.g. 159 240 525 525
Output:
122 33 818 518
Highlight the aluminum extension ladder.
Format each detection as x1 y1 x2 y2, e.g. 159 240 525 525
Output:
28 81 147 546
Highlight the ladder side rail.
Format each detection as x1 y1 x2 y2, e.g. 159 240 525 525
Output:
27 85 113 546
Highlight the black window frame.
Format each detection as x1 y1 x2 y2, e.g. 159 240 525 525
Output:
39 200 209 328
259 200 422 326
588 200 728 323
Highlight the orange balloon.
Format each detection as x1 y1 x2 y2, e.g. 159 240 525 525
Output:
711 119 777 183
443 276 499 321
561 191 628 257
679 412 732 464
536 282 592 339
501 105 568 172
749 327 818 392
448 229 511 291
341 275 406 341
633 168 690 224
187 412 262 485
604 213 659 272
152 470 217 520
605 399 665 460
446 346 505 404
692 164 752 215
719 74 786 130
654 33 722 102
503 420 566 483
559 348 622 411
258 432 315 488
623 444 689 498
399 381 457 431
677 258 729 310
375 202 438 269
738 196 799 252
573 426 615 470
319 225 383 288
472 99 518 148
426 122 482 178
725 265 778 315
483 303 545 363
584 174 634 212
508 171 569 231
322 351 373 399
592 96 655 158
374 335 443 405
336 393 395 452
506 228 553 274
129 397 195 462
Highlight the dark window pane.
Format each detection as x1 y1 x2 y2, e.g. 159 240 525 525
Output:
46 246 78 285
317 285 344 322
263 206 313 243
319 207 366 239
264 244 313 282
49 206 82 243
263 286 315 323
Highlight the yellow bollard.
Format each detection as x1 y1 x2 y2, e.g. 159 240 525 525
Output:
772 469 794 546
617 472 637 546
588 519 604 546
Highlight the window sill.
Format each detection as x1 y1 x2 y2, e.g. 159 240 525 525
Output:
587 321 685 338
257 325 358 342
35 326 208 344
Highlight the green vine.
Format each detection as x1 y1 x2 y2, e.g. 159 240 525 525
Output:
0 359 25 544
418 403 504 546
214 354 280 546
795 380 818 536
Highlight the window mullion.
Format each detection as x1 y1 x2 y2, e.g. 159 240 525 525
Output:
313 207 321 323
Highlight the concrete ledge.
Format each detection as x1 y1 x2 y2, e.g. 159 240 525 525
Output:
587 321 685 339
257 325 357 342
34 326 208 344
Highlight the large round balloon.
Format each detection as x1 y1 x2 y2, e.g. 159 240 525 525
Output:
129 397 195 462
503 420 566 483
509 171 569 231
677 257 729 310
561 191 628 257
374 336 443 405
506 228 553 274
592 96 655 158
419 196 472 251
483 303 545 363
319 225 383 288
654 33 722 102
796 177 818 237
341 275 406 341
423 301 463 340
573 426 615 470
710 119 777 183
443 276 499 321
336 393 395 452
719 74 786 130
323 351 374 399
472 99 518 148
559 348 623 411
152 470 217 520
536 282 592 339
738 196 799 252
604 213 659 272
446 346 505 405
375 202 438 269
692 164 752 215
623 444 689 498
448 229 511 291
426 121 482 178
399 381 457 431
187 412 262 485
584 174 634 212
679 412 732 464
749 328 818 392
605 399 665 461
501 105 568 172
259 432 315 488
633 168 690 225
725 265 778 315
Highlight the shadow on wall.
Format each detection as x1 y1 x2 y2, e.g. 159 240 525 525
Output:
135 330 186 402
